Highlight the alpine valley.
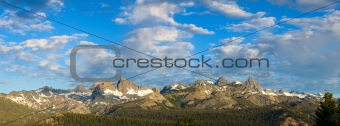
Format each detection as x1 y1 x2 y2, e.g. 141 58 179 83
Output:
0 77 324 126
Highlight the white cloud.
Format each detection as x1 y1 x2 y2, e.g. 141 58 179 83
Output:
203 0 265 18
181 10 210 16
255 10 340 84
47 0 64 10
281 11 340 33
36 12 47 18
182 24 215 34
118 25 198 86
0 11 54 35
117 2 178 25
50 35 77 45
79 41 97 45
0 34 88 78
114 1 214 34
114 18 127 24
75 49 117 78
22 39 48 48
179 1 195 7
39 60 63 72
123 26 193 57
0 0 64 35
226 17 276 32
213 11 340 93
19 34 83 51
211 38 260 58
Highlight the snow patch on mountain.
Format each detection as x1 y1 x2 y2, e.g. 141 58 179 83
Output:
7 94 34 108
126 88 154 96
60 92 91 99
138 89 154 96
171 84 179 90
282 92 307 99
260 89 322 98
235 81 242 84
103 89 123 97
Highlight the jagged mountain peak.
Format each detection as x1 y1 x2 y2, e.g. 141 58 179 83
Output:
87 79 155 102
74 85 89 93
215 77 229 86
279 89 286 94
35 86 71 94
245 77 264 92
39 86 53 92
191 79 214 86
89 82 116 92
117 78 138 94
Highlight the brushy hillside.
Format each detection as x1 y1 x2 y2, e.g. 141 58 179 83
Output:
0 97 37 125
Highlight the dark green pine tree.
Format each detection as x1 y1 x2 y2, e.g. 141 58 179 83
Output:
315 92 339 126
337 98 340 125
175 116 201 126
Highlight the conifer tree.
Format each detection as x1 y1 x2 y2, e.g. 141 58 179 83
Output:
315 92 339 126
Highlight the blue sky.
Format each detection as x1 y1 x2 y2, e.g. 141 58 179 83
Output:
0 0 340 96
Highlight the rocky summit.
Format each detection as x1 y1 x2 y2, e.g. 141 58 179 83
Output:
245 77 264 92
215 77 229 86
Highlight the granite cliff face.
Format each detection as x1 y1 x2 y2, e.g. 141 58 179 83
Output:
245 77 264 92
74 85 89 93
215 77 229 86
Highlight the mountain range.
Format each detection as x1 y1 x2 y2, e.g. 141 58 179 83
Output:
0 77 324 125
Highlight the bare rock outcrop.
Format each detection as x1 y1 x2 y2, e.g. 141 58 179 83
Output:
245 77 264 92
215 77 229 86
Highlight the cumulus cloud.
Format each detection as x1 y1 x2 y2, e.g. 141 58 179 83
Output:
0 10 54 35
179 1 195 7
182 24 215 34
75 49 117 78
19 34 85 51
0 0 64 35
4 0 64 18
203 0 265 18
211 37 260 58
122 26 193 58
113 1 214 34
0 33 88 78
38 60 66 76
209 11 340 94
226 17 276 32
253 10 340 93
79 41 97 45
116 26 197 85
114 2 178 25
114 18 127 24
